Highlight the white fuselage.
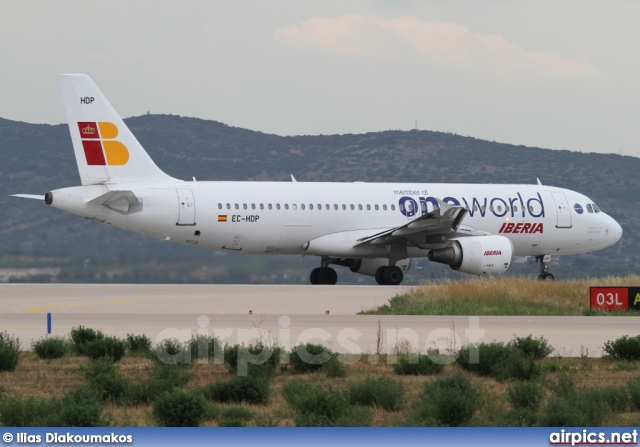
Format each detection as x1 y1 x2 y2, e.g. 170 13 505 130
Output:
49 181 622 259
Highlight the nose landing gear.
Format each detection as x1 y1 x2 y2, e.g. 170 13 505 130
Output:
536 255 555 281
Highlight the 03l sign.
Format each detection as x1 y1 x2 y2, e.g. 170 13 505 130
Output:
590 287 640 311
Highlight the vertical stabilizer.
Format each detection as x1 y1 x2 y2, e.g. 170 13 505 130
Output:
58 74 177 185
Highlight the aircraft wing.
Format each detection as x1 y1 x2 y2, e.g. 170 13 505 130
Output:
355 199 468 247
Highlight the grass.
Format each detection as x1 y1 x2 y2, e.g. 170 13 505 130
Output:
361 276 640 316
3 350 640 426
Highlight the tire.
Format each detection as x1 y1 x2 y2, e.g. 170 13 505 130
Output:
382 266 404 286
310 268 321 285
375 266 387 285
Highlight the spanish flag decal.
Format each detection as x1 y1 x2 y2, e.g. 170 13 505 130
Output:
218 215 227 222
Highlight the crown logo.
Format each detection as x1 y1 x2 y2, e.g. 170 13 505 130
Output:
82 125 96 136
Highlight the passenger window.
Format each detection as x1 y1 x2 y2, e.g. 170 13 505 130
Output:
528 206 534 213
326 204 330 210
587 204 593 213
293 204 297 210
366 204 371 210
251 203 256 210
268 204 272 210
474 206 478 211
350 204 355 210
284 204 289 210
310 204 314 210
334 204 338 210
481 206 486 212
497 206 502 213
383 204 387 211
276 204 281 210
243 203 247 210
218 203 222 209
342 204 346 210
391 205 396 211
260 204 264 210
301 204 306 210
375 204 379 210
226 203 231 210
513 205 518 212
235 203 239 210
318 204 322 210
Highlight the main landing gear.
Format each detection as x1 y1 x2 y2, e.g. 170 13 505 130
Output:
375 266 404 286
536 255 555 281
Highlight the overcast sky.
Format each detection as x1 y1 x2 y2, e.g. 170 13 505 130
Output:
1 1 639 156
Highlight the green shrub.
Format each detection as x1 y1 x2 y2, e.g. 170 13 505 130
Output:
282 380 350 426
456 342 511 377
221 406 255 421
290 343 331 374
189 335 222 364
542 384 616 426
508 335 553 359
393 354 445 375
154 339 190 365
416 372 480 426
0 386 103 427
224 343 280 378
128 362 191 405
324 354 347 378
628 377 640 411
81 358 130 404
492 349 542 382
604 335 640 361
32 336 68 359
153 390 206 427
0 395 58 426
59 386 104 427
507 381 544 411
70 326 103 355
203 376 269 404
126 334 152 353
548 373 576 398
0 331 21 372
585 386 629 413
348 376 404 411
84 336 127 362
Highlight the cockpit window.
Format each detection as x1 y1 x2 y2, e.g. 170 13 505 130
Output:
593 203 601 213
586 204 593 213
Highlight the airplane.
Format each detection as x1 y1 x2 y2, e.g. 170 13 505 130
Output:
12 74 623 286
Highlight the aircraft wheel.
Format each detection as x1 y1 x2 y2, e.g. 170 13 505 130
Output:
310 268 321 285
375 266 387 285
318 267 338 285
537 273 555 281
383 266 404 286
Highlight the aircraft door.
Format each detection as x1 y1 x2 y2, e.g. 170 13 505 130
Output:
176 188 196 226
551 192 571 228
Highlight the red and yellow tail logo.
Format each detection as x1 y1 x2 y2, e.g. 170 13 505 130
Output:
78 122 129 166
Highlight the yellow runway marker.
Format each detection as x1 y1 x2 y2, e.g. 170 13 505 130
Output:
22 298 145 313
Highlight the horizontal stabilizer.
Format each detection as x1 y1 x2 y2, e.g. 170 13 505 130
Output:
11 194 45 201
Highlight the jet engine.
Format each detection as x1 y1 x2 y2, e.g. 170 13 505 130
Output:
427 235 513 275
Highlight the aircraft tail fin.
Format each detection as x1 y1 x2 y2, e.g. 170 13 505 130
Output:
58 74 177 185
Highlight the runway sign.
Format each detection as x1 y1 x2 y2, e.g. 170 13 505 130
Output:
590 287 640 311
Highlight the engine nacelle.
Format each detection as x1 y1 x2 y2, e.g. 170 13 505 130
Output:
428 235 513 275
334 258 411 277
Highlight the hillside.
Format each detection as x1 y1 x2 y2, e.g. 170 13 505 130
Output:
1 115 637 283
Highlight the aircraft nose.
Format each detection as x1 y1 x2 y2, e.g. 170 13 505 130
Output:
608 216 623 242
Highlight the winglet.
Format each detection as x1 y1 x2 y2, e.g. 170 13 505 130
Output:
290 174 297 182
537 178 542 185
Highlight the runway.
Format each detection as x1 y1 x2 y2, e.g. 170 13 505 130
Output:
1 284 638 358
